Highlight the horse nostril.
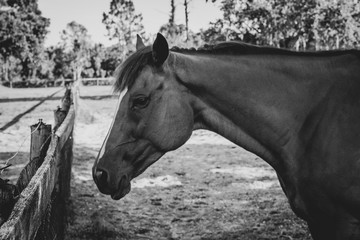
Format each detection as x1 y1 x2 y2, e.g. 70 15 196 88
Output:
94 169 109 187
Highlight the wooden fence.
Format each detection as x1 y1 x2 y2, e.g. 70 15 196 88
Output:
3 77 113 88
80 77 114 86
0 87 76 239
46 78 113 87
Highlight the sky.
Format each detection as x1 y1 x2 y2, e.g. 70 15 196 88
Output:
37 0 222 47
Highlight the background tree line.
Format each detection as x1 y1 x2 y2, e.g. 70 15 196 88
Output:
204 0 360 50
0 0 359 87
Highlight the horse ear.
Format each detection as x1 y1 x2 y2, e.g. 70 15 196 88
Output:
136 34 145 50
152 33 169 66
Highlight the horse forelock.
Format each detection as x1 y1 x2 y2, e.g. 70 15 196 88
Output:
113 46 153 93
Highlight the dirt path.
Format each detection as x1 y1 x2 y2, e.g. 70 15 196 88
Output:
66 99 311 240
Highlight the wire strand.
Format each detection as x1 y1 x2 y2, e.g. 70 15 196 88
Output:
0 85 67 176
0 122 42 175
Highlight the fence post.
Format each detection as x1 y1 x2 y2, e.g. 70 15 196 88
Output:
57 88 72 200
0 87 76 239
59 132 73 200
54 108 66 129
30 120 52 165
61 87 72 113
16 120 51 193
0 120 51 226
0 179 18 226
73 80 80 112
54 87 71 129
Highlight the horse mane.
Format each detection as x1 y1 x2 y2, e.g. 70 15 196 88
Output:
113 42 264 93
113 41 360 93
171 41 269 55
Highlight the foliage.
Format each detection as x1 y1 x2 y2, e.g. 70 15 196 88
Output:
101 44 122 76
36 46 55 80
51 46 73 79
2 0 359 87
159 0 203 48
159 23 203 48
60 21 93 80
0 0 49 83
102 0 146 57
88 44 106 77
203 0 360 50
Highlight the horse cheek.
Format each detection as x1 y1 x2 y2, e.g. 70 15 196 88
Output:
147 100 193 151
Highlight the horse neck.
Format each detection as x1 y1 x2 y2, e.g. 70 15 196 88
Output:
171 51 339 169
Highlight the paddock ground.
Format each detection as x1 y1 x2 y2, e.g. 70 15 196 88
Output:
0 86 311 240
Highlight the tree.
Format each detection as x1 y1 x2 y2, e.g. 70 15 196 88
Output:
102 0 146 58
101 44 122 77
159 0 202 48
314 0 360 49
51 46 72 80
0 0 49 86
203 0 312 47
61 21 92 80
164 0 176 39
203 0 360 50
35 46 55 83
87 43 106 78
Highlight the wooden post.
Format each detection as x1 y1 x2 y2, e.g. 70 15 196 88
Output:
16 120 52 193
54 88 71 130
0 88 75 239
54 107 67 132
73 80 80 112
0 178 18 226
61 87 71 113
59 131 73 200
54 88 73 198
30 120 52 165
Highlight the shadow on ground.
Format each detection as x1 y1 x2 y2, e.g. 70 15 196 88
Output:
66 144 311 240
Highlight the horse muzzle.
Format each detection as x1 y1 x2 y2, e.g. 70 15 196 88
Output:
93 167 131 200
93 139 164 200
110 174 131 200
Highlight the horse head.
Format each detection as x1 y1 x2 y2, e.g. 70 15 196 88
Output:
92 34 195 200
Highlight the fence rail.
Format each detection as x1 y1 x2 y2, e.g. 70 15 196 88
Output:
0 87 76 240
2 77 114 88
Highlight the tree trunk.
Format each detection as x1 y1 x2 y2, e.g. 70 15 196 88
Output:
184 0 189 42
3 57 10 87
31 64 37 80
76 66 82 81
170 0 175 25
169 0 176 38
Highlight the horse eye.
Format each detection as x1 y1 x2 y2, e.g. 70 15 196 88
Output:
132 96 149 109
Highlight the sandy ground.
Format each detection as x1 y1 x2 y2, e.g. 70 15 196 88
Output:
0 97 62 182
0 85 115 100
0 86 311 240
71 97 311 239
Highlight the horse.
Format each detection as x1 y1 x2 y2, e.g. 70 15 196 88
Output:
93 33 360 240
